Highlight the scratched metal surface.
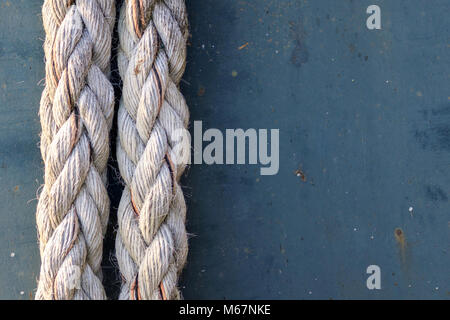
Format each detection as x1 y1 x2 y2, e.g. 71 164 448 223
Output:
0 0 448 299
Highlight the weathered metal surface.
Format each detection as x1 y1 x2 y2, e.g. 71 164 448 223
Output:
0 0 448 299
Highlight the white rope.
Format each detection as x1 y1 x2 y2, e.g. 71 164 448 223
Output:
115 0 190 300
36 0 115 300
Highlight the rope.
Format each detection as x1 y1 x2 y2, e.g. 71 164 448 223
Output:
36 0 115 300
115 0 190 300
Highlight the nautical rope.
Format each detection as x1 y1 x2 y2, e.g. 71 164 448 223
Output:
115 0 190 300
36 0 115 299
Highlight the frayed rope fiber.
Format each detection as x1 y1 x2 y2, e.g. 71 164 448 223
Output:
35 0 189 300
36 0 115 300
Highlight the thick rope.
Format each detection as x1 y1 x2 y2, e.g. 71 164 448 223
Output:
36 0 115 300
116 0 189 300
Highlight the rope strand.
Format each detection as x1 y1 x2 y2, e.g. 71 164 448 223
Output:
36 0 115 300
116 0 189 300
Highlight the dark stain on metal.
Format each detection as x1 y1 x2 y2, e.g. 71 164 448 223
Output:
289 20 309 68
425 185 448 202
348 43 356 53
415 126 450 152
415 103 450 152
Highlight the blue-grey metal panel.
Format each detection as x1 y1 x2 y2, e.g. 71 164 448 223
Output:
180 0 449 299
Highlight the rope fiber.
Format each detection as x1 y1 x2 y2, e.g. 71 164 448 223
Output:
36 0 116 300
36 0 190 300
115 0 190 300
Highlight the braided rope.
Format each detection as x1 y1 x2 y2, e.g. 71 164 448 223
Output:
36 0 115 300
116 0 190 300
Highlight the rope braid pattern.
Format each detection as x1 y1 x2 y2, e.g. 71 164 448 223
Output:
116 0 189 300
36 0 115 299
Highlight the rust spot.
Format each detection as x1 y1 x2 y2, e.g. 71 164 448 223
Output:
238 42 249 50
134 59 144 75
394 228 406 247
130 190 140 216
131 0 147 38
13 185 19 192
294 166 307 182
160 282 167 300
394 227 407 263
130 275 141 300
197 86 206 96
